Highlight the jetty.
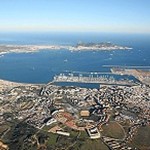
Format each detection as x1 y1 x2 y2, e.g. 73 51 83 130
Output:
103 65 150 69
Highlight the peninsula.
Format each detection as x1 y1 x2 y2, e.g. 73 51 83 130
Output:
0 42 132 55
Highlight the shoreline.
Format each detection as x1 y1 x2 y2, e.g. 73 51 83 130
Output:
0 79 44 92
0 43 132 55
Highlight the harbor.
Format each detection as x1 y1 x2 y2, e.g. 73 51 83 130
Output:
53 72 138 86
110 67 150 85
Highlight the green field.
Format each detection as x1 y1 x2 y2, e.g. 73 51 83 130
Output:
80 139 109 150
46 129 108 150
131 125 150 150
46 133 58 146
102 121 125 139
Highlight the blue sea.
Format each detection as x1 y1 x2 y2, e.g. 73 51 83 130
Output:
0 32 150 88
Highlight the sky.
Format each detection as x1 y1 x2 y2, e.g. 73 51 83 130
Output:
0 0 150 33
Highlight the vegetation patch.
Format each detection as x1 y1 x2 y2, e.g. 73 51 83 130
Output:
80 139 109 150
102 121 125 139
131 126 150 150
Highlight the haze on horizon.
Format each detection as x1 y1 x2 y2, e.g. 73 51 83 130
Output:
0 0 150 34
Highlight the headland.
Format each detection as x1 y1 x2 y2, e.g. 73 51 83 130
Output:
0 42 132 55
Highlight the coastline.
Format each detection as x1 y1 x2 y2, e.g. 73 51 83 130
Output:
0 79 43 92
0 43 132 55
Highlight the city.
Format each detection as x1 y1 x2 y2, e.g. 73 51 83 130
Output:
0 70 150 149
0 0 150 150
